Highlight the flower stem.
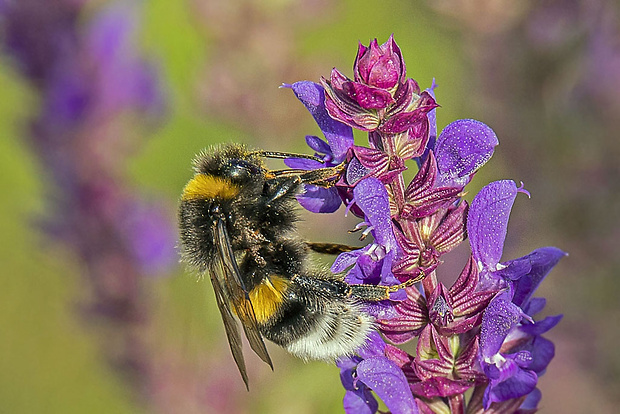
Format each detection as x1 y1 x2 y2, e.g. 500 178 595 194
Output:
381 133 406 214
448 393 465 414
422 268 438 298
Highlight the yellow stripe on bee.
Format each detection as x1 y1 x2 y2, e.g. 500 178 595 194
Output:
249 275 290 324
182 174 240 201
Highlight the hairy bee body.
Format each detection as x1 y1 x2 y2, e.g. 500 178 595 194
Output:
178 144 373 382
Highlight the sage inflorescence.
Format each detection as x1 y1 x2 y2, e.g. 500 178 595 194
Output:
284 35 565 413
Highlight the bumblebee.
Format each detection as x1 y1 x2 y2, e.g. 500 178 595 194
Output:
178 144 413 388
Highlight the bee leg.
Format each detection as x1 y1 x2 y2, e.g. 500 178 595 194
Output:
266 164 345 204
347 272 426 301
265 177 302 204
297 164 345 188
252 150 323 163
306 242 359 255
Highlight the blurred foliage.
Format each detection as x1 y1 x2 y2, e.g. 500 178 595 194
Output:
1 0 618 413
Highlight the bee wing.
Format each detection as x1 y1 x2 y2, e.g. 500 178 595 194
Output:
208 269 250 389
212 218 273 382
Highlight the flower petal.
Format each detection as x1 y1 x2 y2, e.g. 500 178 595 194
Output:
379 286 428 344
484 368 537 409
357 356 419 414
468 180 519 271
358 331 387 359
287 81 354 161
519 314 563 336
410 377 472 399
331 247 366 273
510 247 567 307
322 75 381 132
296 185 342 213
284 157 324 169
434 119 498 187
525 336 555 374
519 388 542 412
343 81 395 109
354 178 397 251
343 389 378 414
305 134 332 155
480 297 523 359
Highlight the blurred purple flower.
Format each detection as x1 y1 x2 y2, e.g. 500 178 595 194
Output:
121 200 177 276
85 2 165 117
0 0 183 409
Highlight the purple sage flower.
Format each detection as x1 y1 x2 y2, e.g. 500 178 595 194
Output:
285 35 565 413
337 332 419 414
331 177 402 296
282 81 354 213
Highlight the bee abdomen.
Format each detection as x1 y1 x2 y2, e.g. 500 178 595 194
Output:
284 301 374 361
260 275 374 361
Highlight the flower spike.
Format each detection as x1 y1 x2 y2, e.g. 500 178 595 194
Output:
286 35 564 413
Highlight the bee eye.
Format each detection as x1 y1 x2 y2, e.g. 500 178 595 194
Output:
225 160 260 181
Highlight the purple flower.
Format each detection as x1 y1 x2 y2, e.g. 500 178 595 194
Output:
468 181 565 408
478 291 563 411
285 35 565 412
0 1 190 409
283 81 353 213
381 255 498 341
338 332 418 414
468 180 530 289
468 180 567 292
283 81 354 162
511 247 567 308
320 36 437 139
331 178 402 296
479 298 537 409
84 2 165 117
433 119 499 188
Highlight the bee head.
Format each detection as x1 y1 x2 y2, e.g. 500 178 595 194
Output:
221 158 263 184
183 145 267 202
193 144 265 182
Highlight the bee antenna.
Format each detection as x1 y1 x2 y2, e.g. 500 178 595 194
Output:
254 150 323 163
